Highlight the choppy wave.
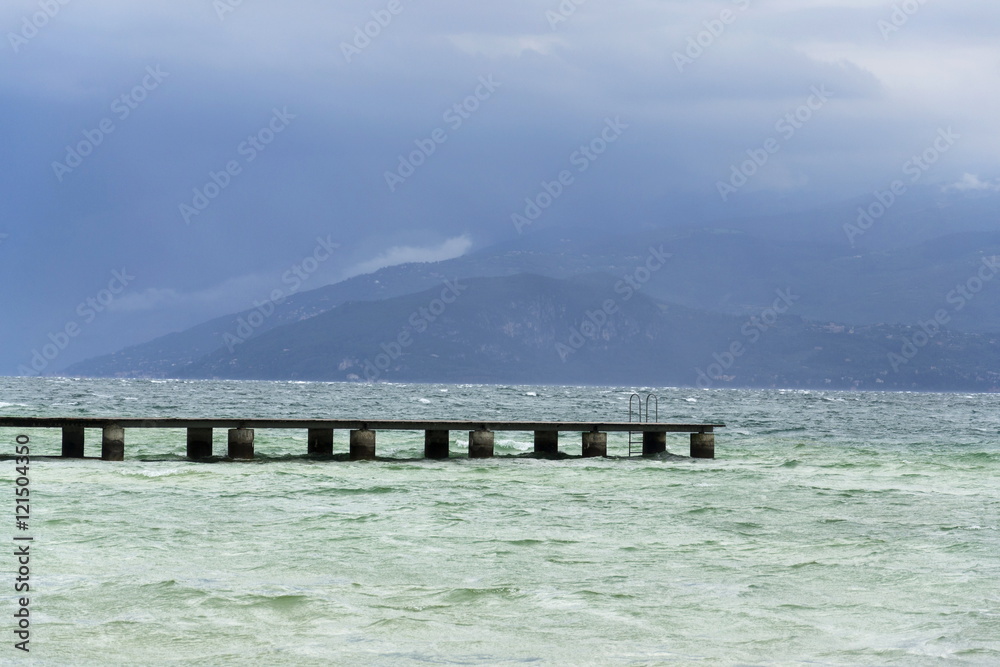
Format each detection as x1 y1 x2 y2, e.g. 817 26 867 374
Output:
3 377 999 665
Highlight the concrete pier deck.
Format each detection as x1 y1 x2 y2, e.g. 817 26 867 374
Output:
0 417 723 461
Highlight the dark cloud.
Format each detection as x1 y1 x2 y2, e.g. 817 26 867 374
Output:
1 0 997 373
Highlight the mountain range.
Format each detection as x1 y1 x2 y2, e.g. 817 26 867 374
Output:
65 186 1000 391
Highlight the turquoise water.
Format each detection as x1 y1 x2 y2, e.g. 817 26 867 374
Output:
2 378 999 665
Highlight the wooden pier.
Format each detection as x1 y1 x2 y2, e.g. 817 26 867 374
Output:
0 418 723 461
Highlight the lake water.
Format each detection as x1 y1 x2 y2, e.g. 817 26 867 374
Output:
2 377 999 665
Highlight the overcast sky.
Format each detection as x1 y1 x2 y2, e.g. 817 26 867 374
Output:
1 0 998 375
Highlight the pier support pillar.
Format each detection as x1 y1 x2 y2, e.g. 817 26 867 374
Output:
101 425 125 461
642 431 666 457
350 429 376 461
690 433 715 459
187 428 213 459
469 429 494 459
62 425 85 458
228 428 255 459
582 431 607 458
534 431 559 457
308 428 334 456
425 430 450 459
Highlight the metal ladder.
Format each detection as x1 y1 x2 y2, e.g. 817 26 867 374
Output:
627 392 658 457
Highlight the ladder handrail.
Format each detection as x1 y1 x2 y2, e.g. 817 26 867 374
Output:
627 392 657 456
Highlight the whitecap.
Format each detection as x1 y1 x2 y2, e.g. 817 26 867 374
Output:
118 469 184 478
